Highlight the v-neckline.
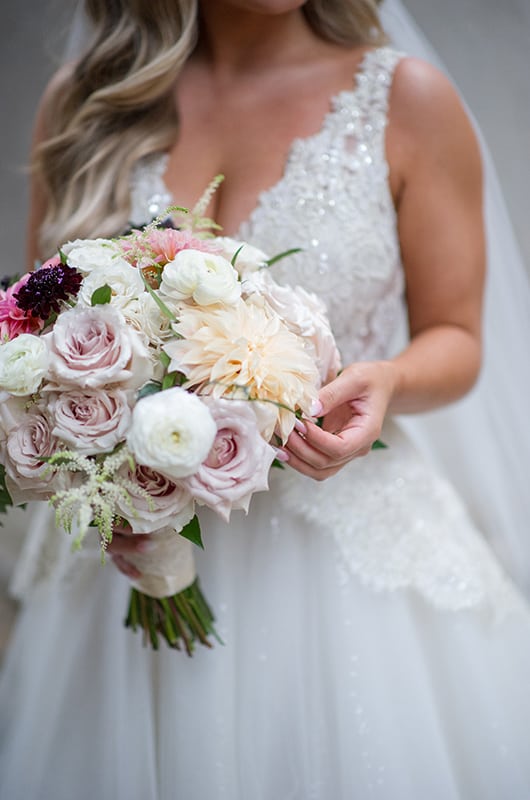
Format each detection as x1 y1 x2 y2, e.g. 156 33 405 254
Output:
159 47 382 239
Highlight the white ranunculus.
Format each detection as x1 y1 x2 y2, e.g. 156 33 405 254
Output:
127 387 217 480
61 238 128 275
78 263 144 309
160 249 241 306
213 237 269 277
0 335 49 396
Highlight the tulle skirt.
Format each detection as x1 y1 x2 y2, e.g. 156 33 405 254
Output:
1 430 530 800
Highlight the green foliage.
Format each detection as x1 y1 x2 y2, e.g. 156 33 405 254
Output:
0 465 13 515
91 284 112 306
137 381 162 401
266 248 302 267
179 515 204 550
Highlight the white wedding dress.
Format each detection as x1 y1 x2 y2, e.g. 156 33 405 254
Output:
2 47 530 800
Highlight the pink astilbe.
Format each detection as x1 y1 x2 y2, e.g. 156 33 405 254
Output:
0 275 44 341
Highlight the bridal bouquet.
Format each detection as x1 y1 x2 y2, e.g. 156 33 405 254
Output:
0 206 341 654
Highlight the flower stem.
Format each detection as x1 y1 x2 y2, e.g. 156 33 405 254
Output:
124 579 221 655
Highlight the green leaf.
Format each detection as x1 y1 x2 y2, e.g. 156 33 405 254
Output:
162 372 178 391
91 284 112 306
266 248 302 267
59 249 68 266
137 381 162 401
179 515 204 549
230 245 244 267
159 350 171 369
371 439 388 450
0 465 14 515
139 271 177 322
271 458 286 470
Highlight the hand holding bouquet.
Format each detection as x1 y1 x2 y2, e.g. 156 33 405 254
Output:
0 202 341 654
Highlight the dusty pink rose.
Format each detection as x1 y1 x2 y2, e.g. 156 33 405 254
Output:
45 305 151 389
181 397 276 522
48 388 132 455
116 462 194 534
3 409 61 502
0 275 44 341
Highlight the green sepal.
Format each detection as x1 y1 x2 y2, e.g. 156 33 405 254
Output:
271 458 286 470
179 515 204 550
371 439 388 450
91 284 112 306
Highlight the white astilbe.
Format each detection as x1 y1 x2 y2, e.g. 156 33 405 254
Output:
47 446 153 557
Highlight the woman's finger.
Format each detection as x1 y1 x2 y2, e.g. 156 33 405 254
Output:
107 532 153 556
111 554 143 580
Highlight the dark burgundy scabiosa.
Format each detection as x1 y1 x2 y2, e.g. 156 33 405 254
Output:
14 263 83 321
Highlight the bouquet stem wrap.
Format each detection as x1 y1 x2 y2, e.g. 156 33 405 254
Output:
123 528 219 654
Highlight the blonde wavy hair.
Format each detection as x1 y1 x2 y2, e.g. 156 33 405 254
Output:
35 0 387 256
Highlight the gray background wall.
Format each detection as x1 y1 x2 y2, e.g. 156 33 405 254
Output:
0 1 529 655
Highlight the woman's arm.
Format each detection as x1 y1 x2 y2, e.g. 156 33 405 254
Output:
284 58 486 480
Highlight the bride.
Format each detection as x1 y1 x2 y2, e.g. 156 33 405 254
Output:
1 1 530 798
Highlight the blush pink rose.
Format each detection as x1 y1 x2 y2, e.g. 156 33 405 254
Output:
181 397 276 522
48 388 132 455
0 274 44 341
116 462 194 534
45 305 151 389
3 409 61 503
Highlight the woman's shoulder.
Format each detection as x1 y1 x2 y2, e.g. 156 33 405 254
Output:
385 53 481 178
389 54 474 143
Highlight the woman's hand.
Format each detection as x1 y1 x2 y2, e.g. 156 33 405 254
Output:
107 521 151 579
283 360 397 481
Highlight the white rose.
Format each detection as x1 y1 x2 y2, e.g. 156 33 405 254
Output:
61 238 127 274
127 387 217 479
121 292 179 347
78 263 144 309
213 236 269 277
0 334 49 396
160 249 241 306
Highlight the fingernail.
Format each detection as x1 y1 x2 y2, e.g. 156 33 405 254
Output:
294 418 307 434
310 399 323 417
274 447 289 462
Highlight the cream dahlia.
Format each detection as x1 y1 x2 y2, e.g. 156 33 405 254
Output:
164 300 319 442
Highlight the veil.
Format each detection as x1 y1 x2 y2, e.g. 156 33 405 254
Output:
9 0 530 598
381 0 530 593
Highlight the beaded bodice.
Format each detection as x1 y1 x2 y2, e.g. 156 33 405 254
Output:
130 47 407 367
